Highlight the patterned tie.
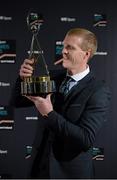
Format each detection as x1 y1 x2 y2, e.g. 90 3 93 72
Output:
59 76 74 95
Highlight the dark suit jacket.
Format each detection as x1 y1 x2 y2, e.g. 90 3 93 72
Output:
9 70 111 179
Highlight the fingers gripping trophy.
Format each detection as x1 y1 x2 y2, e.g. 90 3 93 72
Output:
21 12 56 97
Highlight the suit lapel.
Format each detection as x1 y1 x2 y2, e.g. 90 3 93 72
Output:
63 72 95 110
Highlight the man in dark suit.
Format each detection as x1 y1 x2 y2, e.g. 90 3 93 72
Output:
10 28 111 178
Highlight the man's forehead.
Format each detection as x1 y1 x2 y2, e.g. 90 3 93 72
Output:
63 35 83 46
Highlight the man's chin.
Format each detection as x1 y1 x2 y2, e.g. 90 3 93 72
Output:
62 63 67 68
62 61 70 68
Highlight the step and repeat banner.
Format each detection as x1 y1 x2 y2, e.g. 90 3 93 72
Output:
0 0 116 178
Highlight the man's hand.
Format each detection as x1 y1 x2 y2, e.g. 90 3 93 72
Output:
19 58 34 79
26 94 53 116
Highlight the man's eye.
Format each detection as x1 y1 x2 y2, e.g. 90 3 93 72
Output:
67 45 74 50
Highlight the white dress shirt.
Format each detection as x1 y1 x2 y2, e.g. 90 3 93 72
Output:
67 66 90 90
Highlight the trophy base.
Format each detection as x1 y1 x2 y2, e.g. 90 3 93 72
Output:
21 76 56 97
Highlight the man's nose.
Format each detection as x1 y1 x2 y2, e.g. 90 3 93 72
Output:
62 47 68 54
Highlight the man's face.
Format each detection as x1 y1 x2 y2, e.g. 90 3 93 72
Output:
62 35 88 74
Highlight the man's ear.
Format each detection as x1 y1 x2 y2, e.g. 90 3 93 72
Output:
85 50 92 60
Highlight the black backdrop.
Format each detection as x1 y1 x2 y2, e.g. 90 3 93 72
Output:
0 0 116 178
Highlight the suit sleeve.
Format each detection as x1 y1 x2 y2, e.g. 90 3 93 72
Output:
44 85 111 151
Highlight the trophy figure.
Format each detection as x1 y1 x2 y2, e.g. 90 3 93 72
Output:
21 12 56 96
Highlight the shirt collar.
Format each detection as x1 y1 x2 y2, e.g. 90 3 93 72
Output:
67 65 90 82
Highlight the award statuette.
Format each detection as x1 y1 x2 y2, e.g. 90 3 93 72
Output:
21 12 56 96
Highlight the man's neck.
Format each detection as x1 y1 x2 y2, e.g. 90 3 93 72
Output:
67 64 89 75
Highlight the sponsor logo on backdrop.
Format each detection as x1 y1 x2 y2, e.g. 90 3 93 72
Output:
0 149 8 155
0 81 10 87
25 146 32 159
0 106 14 130
92 147 104 160
0 40 16 64
93 14 107 27
95 51 108 55
25 116 38 120
55 41 63 61
0 16 12 21
60 17 76 22
27 50 44 55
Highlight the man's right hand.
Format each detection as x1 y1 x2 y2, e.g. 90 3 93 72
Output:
19 59 34 79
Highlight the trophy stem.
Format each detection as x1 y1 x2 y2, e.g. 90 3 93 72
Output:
34 35 49 76
29 34 49 76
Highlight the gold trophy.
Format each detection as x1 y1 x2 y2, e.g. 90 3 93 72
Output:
21 12 56 97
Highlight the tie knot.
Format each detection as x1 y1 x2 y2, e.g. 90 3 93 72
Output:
59 76 75 95
65 76 74 83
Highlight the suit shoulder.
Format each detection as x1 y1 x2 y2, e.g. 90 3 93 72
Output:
90 79 111 101
89 78 109 90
